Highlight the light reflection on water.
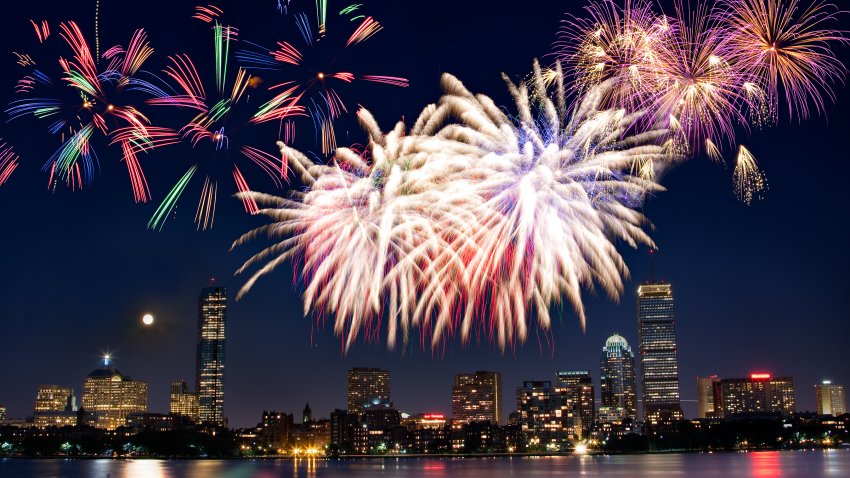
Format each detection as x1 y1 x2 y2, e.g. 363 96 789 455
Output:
1 450 848 477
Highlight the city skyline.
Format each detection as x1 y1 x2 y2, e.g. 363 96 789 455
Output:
0 0 849 430
2 301 846 430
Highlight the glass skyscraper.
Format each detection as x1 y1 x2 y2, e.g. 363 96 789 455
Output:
599 334 637 420
197 286 227 426
637 281 683 427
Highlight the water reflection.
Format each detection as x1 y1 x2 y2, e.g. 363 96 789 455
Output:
1 451 848 478
750 451 783 478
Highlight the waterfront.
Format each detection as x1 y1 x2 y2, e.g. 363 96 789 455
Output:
1 450 849 478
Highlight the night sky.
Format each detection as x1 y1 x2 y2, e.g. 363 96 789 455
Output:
1 0 848 428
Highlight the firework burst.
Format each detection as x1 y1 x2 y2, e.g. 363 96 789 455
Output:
234 61 675 349
718 0 848 121
7 20 178 202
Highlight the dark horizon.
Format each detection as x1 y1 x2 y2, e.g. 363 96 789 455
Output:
1 0 848 429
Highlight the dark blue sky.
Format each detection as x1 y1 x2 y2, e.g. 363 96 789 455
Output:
0 1 848 428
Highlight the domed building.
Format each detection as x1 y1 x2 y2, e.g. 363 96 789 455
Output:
599 333 637 421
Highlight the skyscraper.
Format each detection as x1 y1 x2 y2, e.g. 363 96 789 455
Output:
197 286 227 426
82 362 148 430
451 371 502 424
720 373 796 416
815 381 846 416
696 375 721 418
555 371 595 438
637 281 683 426
599 334 637 420
170 380 200 423
347 368 390 412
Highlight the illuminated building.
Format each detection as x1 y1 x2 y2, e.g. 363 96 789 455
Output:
404 414 447 454
592 406 635 440
696 375 722 418
720 373 796 416
406 413 447 430
555 371 595 438
600 334 637 420
0 407 5 421
259 411 294 452
34 385 76 413
197 286 227 426
169 380 199 423
33 412 77 429
82 363 148 430
347 368 390 412
125 413 176 432
637 281 683 426
816 381 846 416
451 371 502 424
516 380 575 449
291 419 331 450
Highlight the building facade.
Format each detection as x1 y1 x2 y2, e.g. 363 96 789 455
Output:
516 380 575 449
451 371 502 424
600 334 637 420
34 385 76 413
815 381 846 416
82 367 148 430
720 374 796 416
347 368 390 412
169 380 200 423
197 286 227 426
697 375 721 418
637 281 683 427
555 371 595 438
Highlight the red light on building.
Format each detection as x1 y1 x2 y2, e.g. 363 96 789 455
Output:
750 373 772 380
423 413 444 420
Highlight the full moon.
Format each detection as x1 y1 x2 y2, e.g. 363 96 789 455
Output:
142 314 154 326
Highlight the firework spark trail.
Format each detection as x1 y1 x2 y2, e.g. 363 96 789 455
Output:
146 16 305 231
234 61 674 350
733 145 767 205
0 142 20 186
236 2 408 154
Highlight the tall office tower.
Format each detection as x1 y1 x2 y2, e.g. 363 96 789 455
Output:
451 371 502 424
169 380 200 423
637 281 683 426
720 373 796 416
347 368 391 412
0 406 5 421
197 286 227 426
34 385 76 412
600 334 637 420
815 380 846 416
555 371 595 438
82 361 148 430
697 375 722 418
516 380 574 446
